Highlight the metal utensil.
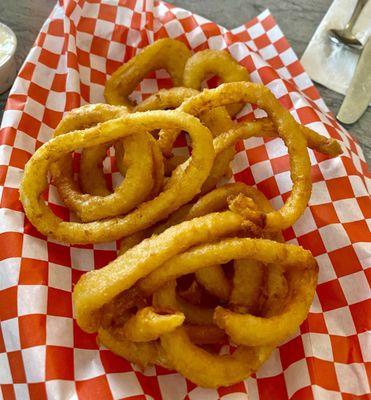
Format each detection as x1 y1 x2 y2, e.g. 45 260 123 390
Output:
337 36 371 124
328 0 368 50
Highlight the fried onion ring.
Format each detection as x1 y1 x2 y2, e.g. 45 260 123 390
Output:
79 144 112 196
50 104 149 221
153 183 274 302
52 105 166 220
183 49 250 116
183 49 250 91
152 281 215 326
262 264 289 317
20 110 214 244
161 83 312 230
161 327 272 388
158 82 341 159
79 141 127 197
52 131 155 222
105 38 191 106
98 326 171 369
230 259 265 314
131 235 316 386
154 279 271 388
195 265 231 301
120 306 184 342
135 86 235 188
138 237 316 296
72 211 247 332
214 265 318 346
134 87 199 112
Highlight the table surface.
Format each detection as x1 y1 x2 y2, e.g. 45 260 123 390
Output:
0 0 370 164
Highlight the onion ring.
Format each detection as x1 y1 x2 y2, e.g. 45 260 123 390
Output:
118 231 148 256
153 182 281 243
161 327 272 388
20 110 214 244
81 134 165 201
138 237 315 295
79 144 112 196
185 182 272 218
189 184 283 313
72 211 247 332
104 38 192 107
79 141 126 196
183 49 250 90
51 105 134 210
98 326 170 369
228 199 285 315
135 87 233 141
146 133 165 198
52 131 155 222
163 154 188 177
160 83 312 230
153 183 275 301
51 104 165 221
199 146 235 194
195 265 231 301
120 306 184 342
230 259 265 314
147 249 287 386
135 86 235 187
151 264 289 388
158 82 341 160
152 281 215 326
80 135 127 197
134 87 199 112
262 264 289 317
212 117 342 157
132 235 316 386
183 49 250 116
214 265 318 346
154 279 271 388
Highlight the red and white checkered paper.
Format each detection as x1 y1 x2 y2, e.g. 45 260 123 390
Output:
0 0 370 399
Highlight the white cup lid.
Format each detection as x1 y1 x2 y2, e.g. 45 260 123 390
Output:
0 22 17 67
0 22 17 94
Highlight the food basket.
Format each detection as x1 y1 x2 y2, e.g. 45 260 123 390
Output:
0 1 369 399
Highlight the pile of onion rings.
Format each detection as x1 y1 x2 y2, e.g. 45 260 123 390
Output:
19 39 342 388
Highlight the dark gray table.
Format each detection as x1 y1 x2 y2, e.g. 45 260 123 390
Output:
0 0 369 164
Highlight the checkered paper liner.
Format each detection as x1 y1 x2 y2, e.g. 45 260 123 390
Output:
0 0 370 399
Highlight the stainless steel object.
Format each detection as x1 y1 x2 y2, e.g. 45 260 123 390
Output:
337 36 371 124
328 0 368 50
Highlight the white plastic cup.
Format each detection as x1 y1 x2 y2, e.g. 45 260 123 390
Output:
0 22 17 95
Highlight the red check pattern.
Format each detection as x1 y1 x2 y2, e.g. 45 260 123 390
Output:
0 1 370 399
